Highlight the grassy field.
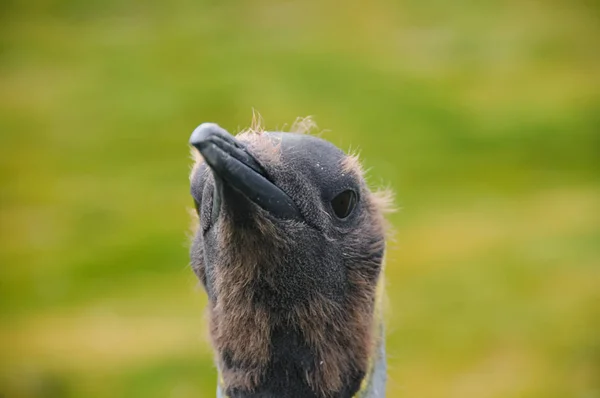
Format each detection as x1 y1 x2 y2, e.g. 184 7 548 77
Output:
1 0 599 397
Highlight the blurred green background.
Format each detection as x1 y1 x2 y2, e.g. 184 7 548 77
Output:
1 0 599 397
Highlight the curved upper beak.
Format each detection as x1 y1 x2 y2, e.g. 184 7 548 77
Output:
189 123 302 221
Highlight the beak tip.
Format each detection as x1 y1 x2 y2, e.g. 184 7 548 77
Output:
189 123 229 149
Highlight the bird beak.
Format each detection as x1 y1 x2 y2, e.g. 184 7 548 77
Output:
189 123 302 222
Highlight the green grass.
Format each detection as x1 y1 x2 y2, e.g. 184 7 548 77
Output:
1 0 599 397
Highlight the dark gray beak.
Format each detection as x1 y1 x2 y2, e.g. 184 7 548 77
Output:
189 123 301 221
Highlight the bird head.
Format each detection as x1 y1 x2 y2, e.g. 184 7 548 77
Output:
189 120 392 397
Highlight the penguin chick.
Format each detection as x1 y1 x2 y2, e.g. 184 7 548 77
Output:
188 121 392 398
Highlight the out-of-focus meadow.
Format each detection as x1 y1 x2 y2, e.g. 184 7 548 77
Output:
1 0 599 397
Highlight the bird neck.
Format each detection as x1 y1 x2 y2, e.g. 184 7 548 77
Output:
210 237 388 397
216 324 386 398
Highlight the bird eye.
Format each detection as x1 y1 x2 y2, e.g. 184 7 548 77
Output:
331 190 357 219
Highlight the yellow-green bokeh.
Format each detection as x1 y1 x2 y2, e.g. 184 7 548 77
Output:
1 1 599 397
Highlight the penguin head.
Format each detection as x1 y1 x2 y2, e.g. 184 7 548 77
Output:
189 121 392 396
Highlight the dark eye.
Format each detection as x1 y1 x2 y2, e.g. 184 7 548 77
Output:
331 190 357 219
